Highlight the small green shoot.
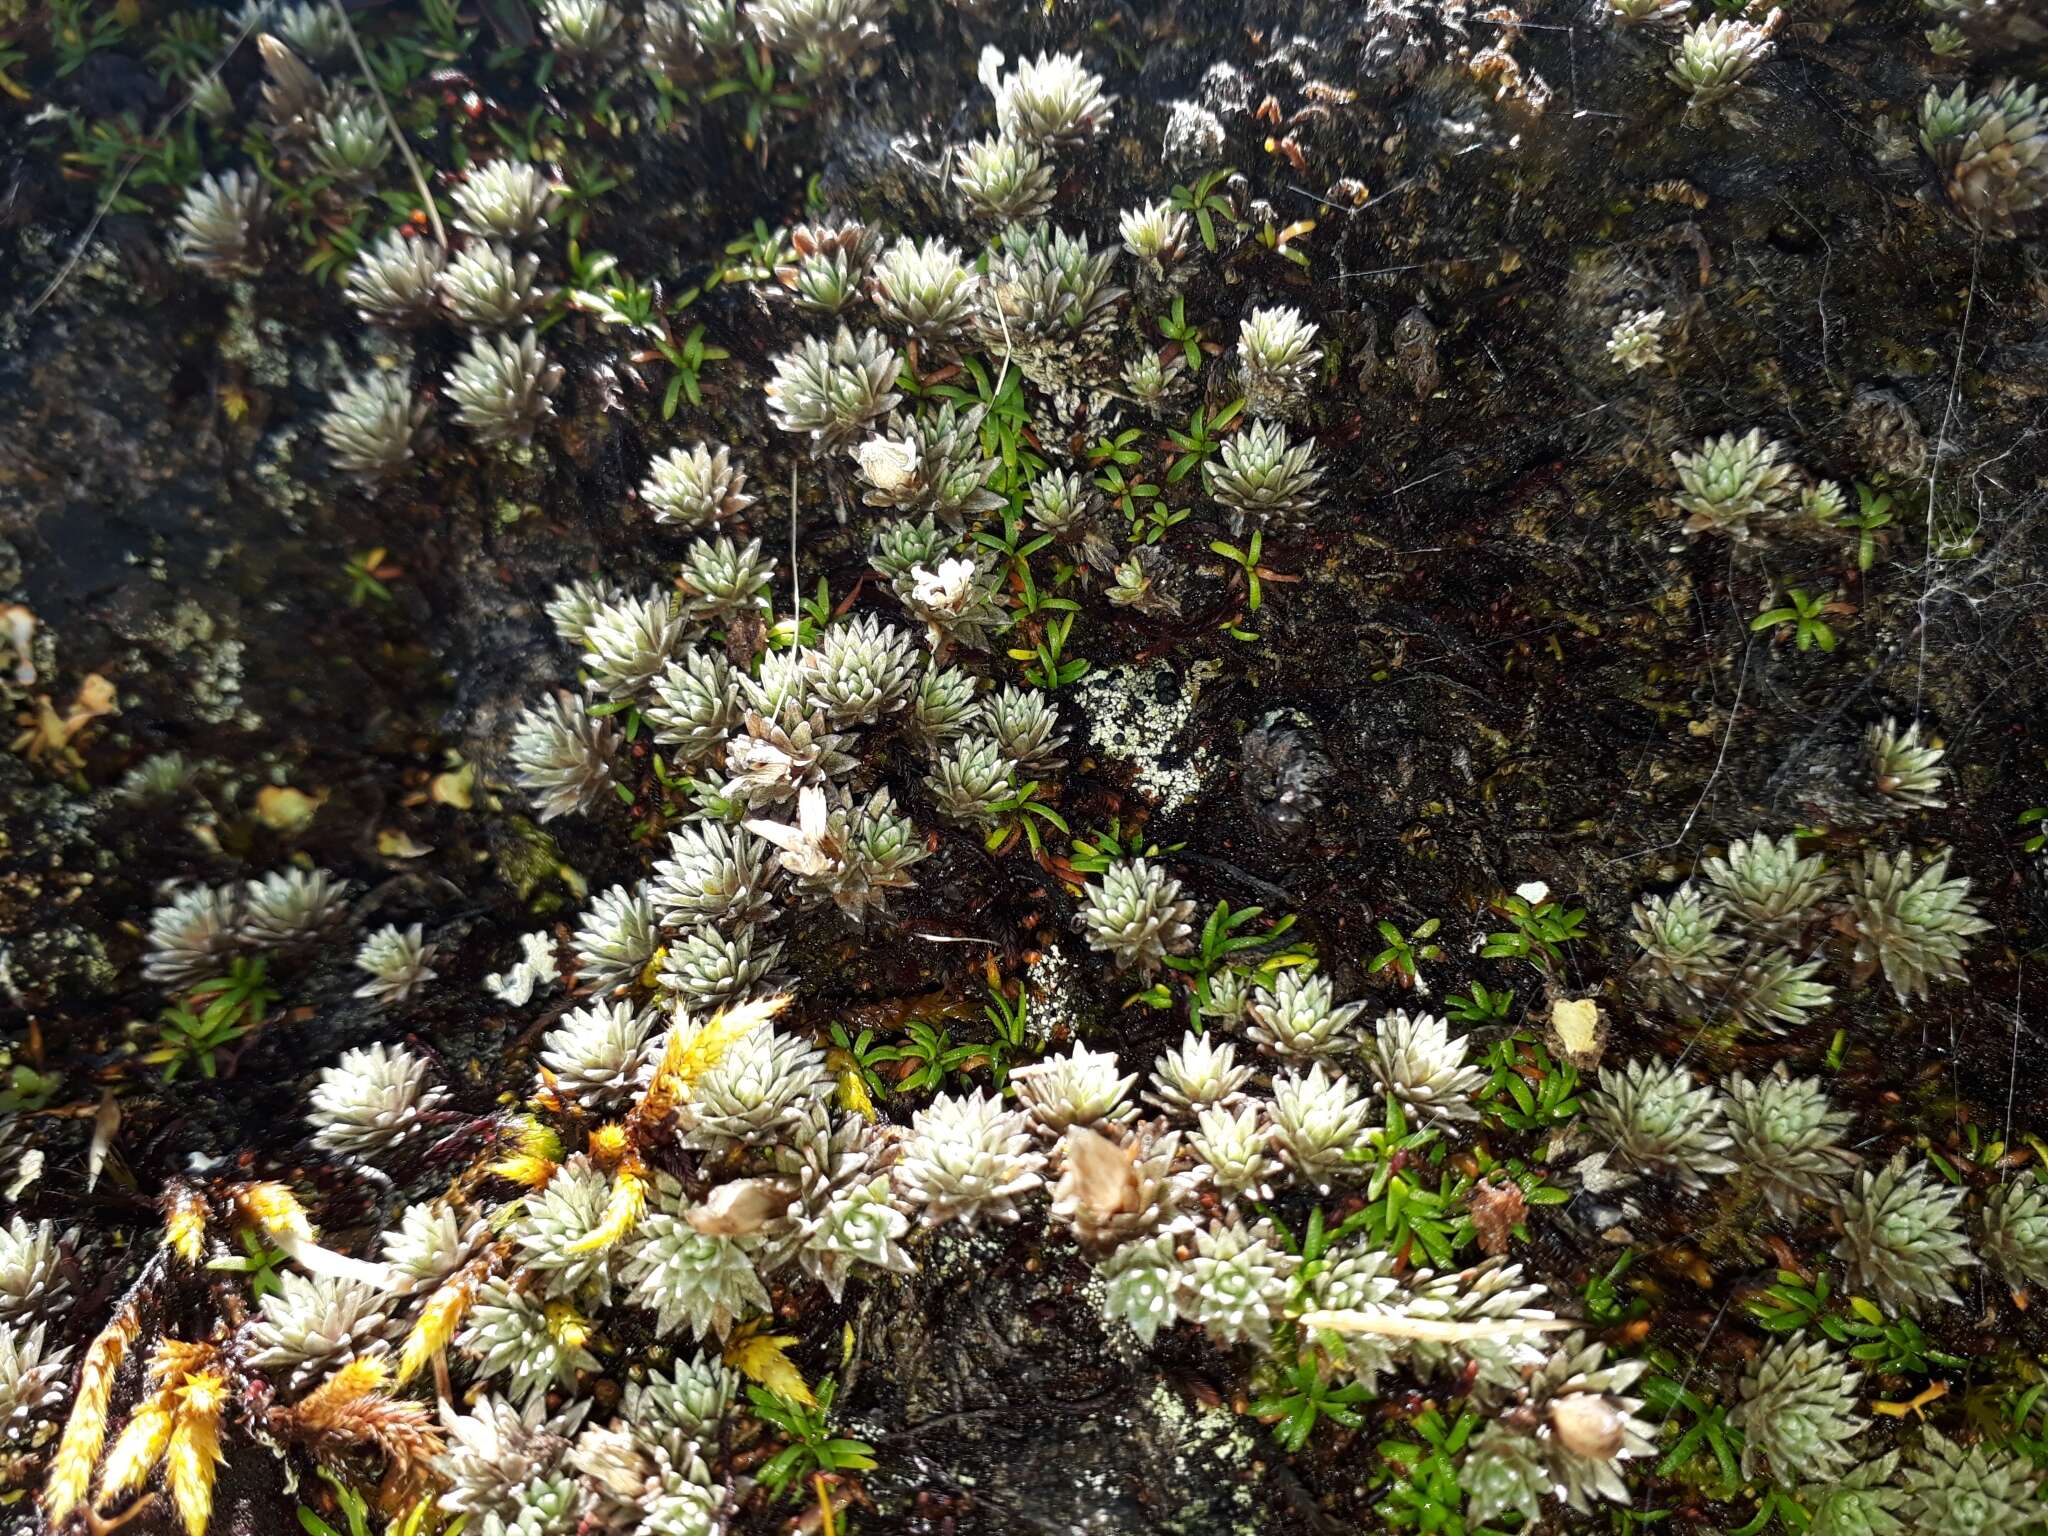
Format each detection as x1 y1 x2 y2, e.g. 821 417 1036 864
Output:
1641 1374 1742 1498
986 780 1070 858
1162 900 1305 1023
1375 1409 1480 1535
1165 398 1246 484
1834 483 1895 573
648 322 729 417
1478 1035 1582 1132
1168 167 1238 251
1480 893 1587 971
297 1468 373 1536
1752 588 1840 653
1014 610 1089 691
747 1376 877 1499
208 1226 292 1301
1157 297 1208 373
343 548 396 607
1252 1354 1373 1451
1446 982 1514 1024
1368 917 1443 988
147 957 277 1081
869 1019 970 1097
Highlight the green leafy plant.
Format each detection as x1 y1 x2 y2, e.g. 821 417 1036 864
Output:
1168 167 1238 251
1093 462 1164 538
1641 1373 1742 1499
869 1018 971 1097
747 1376 877 1499
935 355 1042 480
0 1061 60 1114
1834 482 1896 572
147 958 277 1081
1088 426 1144 469
973 508 1067 616
2018 805 2045 856
1368 916 1444 988
1066 817 1166 876
1580 1248 1647 1328
1749 1269 1849 1339
1446 982 1514 1025
1207 529 1283 638
827 1021 889 1107
50 0 127 76
1839 1297 1967 1376
417 0 480 57
1351 1103 1472 1269
484 101 569 164
0 46 28 104
1164 398 1246 484
986 780 1070 858
1751 588 1840 653
647 322 730 417
1255 217 1314 270
1995 1382 2048 1470
144 12 224 86
208 1227 291 1301
1726 1486 1812 1536
63 113 203 214
1478 1035 1582 1131
1014 610 1089 691
702 45 809 156
297 1468 373 1536
1159 900 1304 1022
1252 1353 1374 1451
978 976 1036 1088
1375 1409 1480 1535
1480 893 1586 971
1157 297 1209 373
570 261 664 333
770 577 834 653
343 548 396 607
721 219 789 283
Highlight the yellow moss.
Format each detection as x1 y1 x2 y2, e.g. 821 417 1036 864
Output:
236 1180 313 1242
724 1320 814 1407
163 1186 208 1265
296 1355 389 1418
562 1161 645 1256
165 1371 227 1536
44 1300 139 1525
638 995 789 1125
397 1266 479 1385
487 1117 562 1187
542 1298 592 1352
95 1393 174 1504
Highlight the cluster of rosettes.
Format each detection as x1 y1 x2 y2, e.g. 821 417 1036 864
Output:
887 1025 1671 1524
142 865 442 1010
517 541 1084 1008
168 26 574 466
1665 11 1779 114
1628 822 1985 1021
141 867 353 988
1918 77 2046 237
1664 428 1856 541
246 991 890 1535
0 1217 78 1469
954 48 1114 228
1579 1057 2020 1317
